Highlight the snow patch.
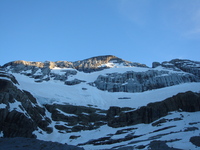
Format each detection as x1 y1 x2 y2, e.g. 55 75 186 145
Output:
56 109 77 117
0 131 3 137
0 104 6 109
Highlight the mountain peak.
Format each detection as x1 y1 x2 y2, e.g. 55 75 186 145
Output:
2 55 148 73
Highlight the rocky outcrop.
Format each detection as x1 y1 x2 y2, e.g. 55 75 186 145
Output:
94 70 199 93
2 55 148 83
153 59 200 77
45 104 107 132
0 137 84 150
169 59 200 77
2 55 147 73
0 72 52 138
148 140 181 150
72 55 147 72
107 91 200 127
190 136 200 147
65 79 86 85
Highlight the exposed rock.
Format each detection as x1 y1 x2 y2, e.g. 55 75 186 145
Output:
0 137 84 150
55 125 70 131
184 127 199 132
72 55 148 72
0 71 19 85
0 72 52 138
108 91 200 127
1 56 200 149
78 131 143 146
152 118 182 127
107 107 134 119
2 55 147 73
169 59 200 77
1 55 148 84
65 79 86 85
152 126 176 133
189 122 200 125
152 62 161 68
2 110 36 138
69 135 81 139
94 70 199 93
190 136 200 147
148 140 181 150
45 104 107 132
154 59 200 77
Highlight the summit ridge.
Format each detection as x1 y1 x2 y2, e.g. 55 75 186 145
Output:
2 55 148 73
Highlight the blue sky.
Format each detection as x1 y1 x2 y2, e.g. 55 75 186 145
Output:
0 0 200 67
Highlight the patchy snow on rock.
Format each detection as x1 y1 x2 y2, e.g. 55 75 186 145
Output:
33 111 200 150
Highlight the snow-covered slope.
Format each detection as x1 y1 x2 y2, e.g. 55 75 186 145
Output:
34 111 200 150
1 56 200 150
13 70 200 110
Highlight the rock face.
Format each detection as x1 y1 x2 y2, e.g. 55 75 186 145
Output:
45 104 107 133
0 137 84 150
65 79 86 85
0 56 200 149
107 91 200 127
0 71 52 138
190 136 200 147
153 59 200 77
2 56 200 94
2 55 147 83
94 70 199 92
2 55 147 73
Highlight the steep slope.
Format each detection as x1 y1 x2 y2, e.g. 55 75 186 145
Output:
0 71 52 138
2 56 199 94
94 69 198 92
153 59 200 77
0 56 200 150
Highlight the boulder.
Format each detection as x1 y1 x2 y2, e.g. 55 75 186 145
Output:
65 79 86 85
190 136 200 147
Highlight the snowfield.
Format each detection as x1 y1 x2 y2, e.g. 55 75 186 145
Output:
7 65 200 149
13 68 200 110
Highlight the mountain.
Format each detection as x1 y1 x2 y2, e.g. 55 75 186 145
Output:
0 55 200 150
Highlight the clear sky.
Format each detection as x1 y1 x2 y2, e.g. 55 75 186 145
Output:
0 0 200 67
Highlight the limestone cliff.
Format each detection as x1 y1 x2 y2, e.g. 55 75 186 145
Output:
94 70 199 92
0 71 52 138
108 91 200 127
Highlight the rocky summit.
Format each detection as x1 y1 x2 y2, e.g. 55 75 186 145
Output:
0 55 200 150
